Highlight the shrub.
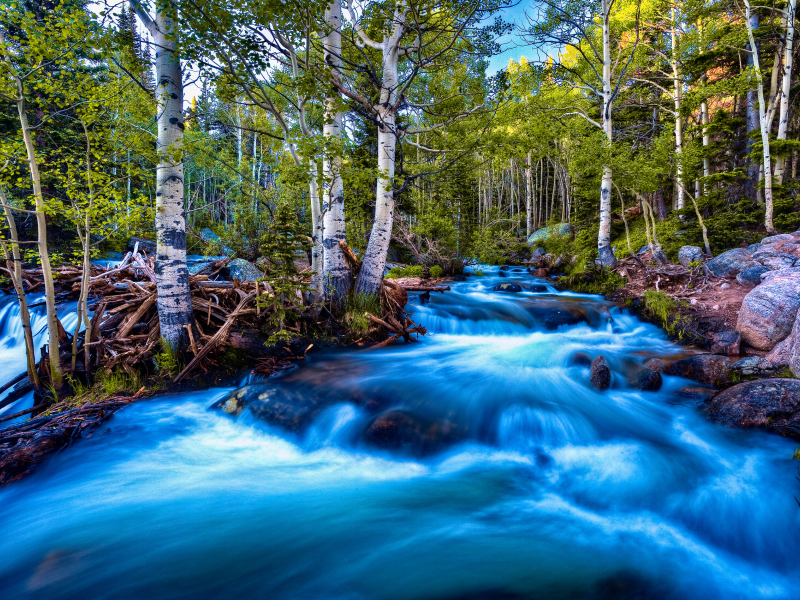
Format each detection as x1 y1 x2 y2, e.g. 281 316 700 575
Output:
386 265 424 278
429 265 443 278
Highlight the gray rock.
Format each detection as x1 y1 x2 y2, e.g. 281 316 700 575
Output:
187 262 214 275
736 266 771 286
199 227 236 256
704 379 800 439
752 250 799 270
678 245 704 267
221 258 264 282
731 356 775 376
645 358 665 372
675 387 715 402
705 248 755 276
590 356 611 391
526 223 573 246
128 236 156 255
747 243 762 252
103 251 124 261
531 247 545 258
570 352 592 367
637 245 650 255
492 283 522 293
760 234 795 245
665 354 731 387
710 330 740 356
736 269 800 350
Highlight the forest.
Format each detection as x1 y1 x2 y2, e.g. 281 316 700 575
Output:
0 0 799 597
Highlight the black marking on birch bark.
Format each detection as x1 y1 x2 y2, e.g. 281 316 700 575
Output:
161 229 187 250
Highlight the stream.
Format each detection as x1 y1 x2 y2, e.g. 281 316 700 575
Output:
0 267 798 599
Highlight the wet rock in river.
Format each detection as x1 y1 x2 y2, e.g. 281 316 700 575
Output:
645 358 665 372
710 331 740 356
675 387 715 402
533 268 549 277
627 368 662 392
704 379 800 439
570 352 592 367
665 354 731 387
528 306 587 329
452 274 466 281
361 410 464 456
210 385 328 432
527 284 548 293
590 356 611 391
492 283 522 293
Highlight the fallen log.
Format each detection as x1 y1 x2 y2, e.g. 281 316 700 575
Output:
402 285 450 293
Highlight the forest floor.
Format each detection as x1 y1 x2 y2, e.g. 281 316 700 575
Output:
603 252 762 353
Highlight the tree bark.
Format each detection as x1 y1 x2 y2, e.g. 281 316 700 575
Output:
322 0 350 307
598 0 617 267
136 3 195 352
746 10 760 200
775 0 796 185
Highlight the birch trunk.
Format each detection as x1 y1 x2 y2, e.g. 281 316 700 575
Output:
8 70 64 390
746 9 761 200
745 0 776 233
775 0 796 185
355 30 401 296
137 4 195 351
322 0 350 307
0 186 37 386
598 0 617 267
525 151 533 237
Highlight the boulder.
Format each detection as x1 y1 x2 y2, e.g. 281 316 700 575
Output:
736 265 771 286
533 268 549 277
746 243 762 252
704 379 800 439
221 258 264 282
210 385 324 431
710 331 740 356
627 368 663 392
199 227 236 256
590 355 611 391
751 251 799 270
570 352 592 367
527 284 549 293
736 269 800 350
361 410 464 456
529 306 587 329
492 283 522 293
645 358 665 372
187 262 214 275
665 354 731 387
531 247 545 258
527 223 573 246
452 274 466 282
731 356 775 377
760 234 795 245
705 248 756 276
127 236 156 255
678 245 704 267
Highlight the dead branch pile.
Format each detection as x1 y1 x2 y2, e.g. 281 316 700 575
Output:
0 387 147 486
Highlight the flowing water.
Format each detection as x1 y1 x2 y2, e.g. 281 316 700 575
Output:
0 268 798 599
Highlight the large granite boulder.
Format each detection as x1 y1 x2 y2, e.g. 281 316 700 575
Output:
527 223 573 246
736 269 800 350
492 283 522 293
751 250 799 270
730 356 776 377
678 245 704 267
626 367 662 392
766 311 800 377
221 258 264 282
704 379 800 439
705 248 757 277
665 354 731 387
127 236 157 255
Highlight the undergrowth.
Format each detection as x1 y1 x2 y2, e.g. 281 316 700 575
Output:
344 293 381 335
643 290 691 337
386 265 424 278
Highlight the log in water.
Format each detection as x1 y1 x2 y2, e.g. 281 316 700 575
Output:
0 267 797 599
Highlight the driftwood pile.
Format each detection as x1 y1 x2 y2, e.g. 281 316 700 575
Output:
0 387 146 486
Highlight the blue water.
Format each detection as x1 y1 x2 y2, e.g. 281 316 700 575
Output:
0 268 798 599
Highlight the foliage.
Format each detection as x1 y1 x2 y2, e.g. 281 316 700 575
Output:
386 265 424 279
343 293 381 336
429 265 443 278
642 291 691 338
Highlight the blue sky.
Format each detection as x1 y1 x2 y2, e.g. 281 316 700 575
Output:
485 1 535 74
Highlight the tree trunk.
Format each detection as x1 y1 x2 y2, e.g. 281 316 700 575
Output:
0 187 38 386
672 7 685 209
746 11 760 200
598 0 617 267
745 0 776 233
322 0 350 308
775 0 796 185
146 7 195 351
525 150 533 237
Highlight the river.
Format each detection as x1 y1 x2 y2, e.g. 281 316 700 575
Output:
0 267 798 599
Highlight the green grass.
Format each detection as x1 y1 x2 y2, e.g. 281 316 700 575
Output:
344 292 382 335
643 290 691 337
